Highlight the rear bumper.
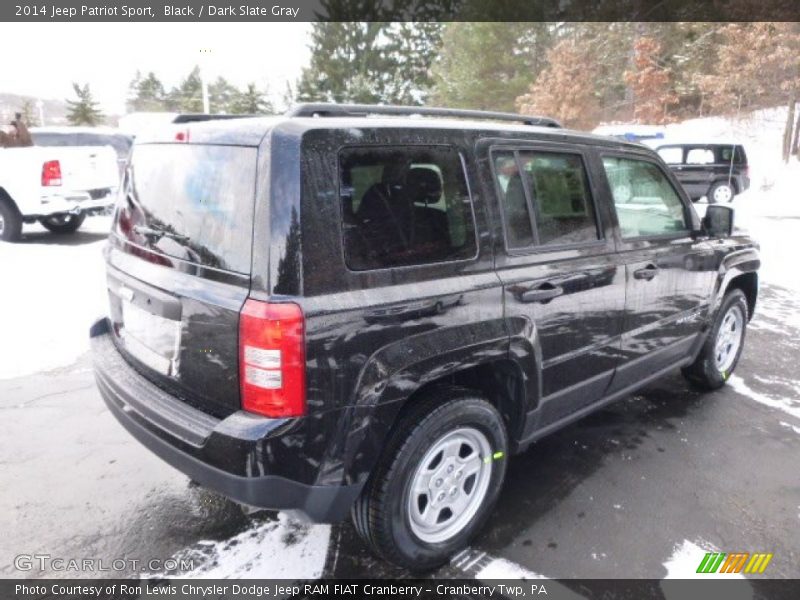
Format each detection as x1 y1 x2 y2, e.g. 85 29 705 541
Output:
90 318 360 522
36 189 115 217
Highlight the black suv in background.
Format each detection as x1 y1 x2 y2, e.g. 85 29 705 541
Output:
651 142 750 203
91 104 759 570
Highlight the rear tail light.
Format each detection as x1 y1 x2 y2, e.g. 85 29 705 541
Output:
239 299 305 418
41 160 62 186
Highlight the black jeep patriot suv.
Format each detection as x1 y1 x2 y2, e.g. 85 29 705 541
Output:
91 104 760 570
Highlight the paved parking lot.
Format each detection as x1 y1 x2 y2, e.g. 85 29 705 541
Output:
1 215 799 588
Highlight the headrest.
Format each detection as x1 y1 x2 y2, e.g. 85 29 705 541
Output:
406 167 442 202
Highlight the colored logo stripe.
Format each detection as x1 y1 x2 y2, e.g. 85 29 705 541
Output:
697 552 773 574
720 553 749 573
744 553 774 574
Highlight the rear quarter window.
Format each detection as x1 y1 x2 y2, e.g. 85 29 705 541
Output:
339 145 477 271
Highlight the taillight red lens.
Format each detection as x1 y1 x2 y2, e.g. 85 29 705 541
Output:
239 299 305 418
41 160 62 186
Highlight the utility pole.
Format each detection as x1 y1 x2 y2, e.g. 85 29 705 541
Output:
200 48 211 113
35 99 44 126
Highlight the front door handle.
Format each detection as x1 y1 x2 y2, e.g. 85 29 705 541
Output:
633 264 658 281
520 284 564 303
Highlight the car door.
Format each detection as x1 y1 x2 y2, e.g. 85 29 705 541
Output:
682 145 718 198
597 151 717 394
484 141 626 432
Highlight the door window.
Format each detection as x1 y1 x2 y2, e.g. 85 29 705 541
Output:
656 146 683 164
493 149 600 249
686 148 715 165
602 156 688 238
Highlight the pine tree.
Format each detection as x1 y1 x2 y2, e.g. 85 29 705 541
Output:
296 22 442 105
515 37 600 130
66 83 104 126
231 83 274 115
624 36 678 124
209 76 239 113
19 99 36 126
432 22 554 112
166 67 204 112
127 71 167 112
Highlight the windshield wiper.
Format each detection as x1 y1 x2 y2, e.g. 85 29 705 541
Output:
133 224 189 243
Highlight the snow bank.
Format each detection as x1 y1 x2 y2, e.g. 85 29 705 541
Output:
0 217 110 379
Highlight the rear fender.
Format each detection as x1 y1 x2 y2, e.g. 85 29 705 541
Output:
318 322 517 487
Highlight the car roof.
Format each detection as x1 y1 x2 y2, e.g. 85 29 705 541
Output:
30 126 130 137
136 114 649 153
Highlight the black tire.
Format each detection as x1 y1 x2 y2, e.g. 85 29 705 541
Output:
352 387 508 571
0 196 23 242
682 289 748 390
707 181 735 204
39 212 86 234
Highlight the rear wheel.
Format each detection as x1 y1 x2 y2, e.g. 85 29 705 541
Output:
39 212 86 234
708 181 735 204
352 388 508 571
682 289 748 390
0 197 23 242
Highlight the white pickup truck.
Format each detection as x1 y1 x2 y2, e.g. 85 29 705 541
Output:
0 142 120 241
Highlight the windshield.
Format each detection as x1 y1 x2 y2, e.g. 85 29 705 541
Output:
115 143 257 274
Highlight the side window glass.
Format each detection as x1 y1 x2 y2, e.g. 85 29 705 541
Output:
686 148 715 165
602 156 688 238
493 150 600 249
493 151 535 249
339 146 477 270
657 147 683 164
517 151 600 246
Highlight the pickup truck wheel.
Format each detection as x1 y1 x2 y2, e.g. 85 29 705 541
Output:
39 212 86 234
708 181 735 204
0 197 23 242
351 388 508 571
682 289 748 390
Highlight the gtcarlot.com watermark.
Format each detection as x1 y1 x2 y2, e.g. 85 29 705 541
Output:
14 553 194 573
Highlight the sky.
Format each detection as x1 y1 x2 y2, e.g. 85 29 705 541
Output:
0 22 312 114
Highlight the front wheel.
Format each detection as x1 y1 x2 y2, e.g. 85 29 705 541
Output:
39 212 86 234
682 289 748 390
352 388 508 571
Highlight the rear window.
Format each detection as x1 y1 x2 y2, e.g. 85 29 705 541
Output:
116 144 257 274
339 146 477 270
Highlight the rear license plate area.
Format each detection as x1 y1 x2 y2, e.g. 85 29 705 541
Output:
120 300 181 376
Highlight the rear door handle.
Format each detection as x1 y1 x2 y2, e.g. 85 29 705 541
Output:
633 264 658 281
520 284 564 303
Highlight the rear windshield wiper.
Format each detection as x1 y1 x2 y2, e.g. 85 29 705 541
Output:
133 225 190 243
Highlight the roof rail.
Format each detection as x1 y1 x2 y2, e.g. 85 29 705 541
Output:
285 103 562 128
171 113 257 124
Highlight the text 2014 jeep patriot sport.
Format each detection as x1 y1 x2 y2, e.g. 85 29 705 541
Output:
91 104 760 570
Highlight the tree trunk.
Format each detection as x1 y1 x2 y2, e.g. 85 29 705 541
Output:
782 96 797 163
792 102 800 158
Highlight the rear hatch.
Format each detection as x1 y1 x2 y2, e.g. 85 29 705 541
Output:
107 141 258 417
56 146 120 192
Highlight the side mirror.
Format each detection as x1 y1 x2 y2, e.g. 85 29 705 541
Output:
703 205 734 238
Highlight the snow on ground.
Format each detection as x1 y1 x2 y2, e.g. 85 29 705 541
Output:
160 513 331 579
0 216 111 379
727 375 800 422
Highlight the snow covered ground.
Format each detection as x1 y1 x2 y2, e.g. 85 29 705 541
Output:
0 215 111 379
